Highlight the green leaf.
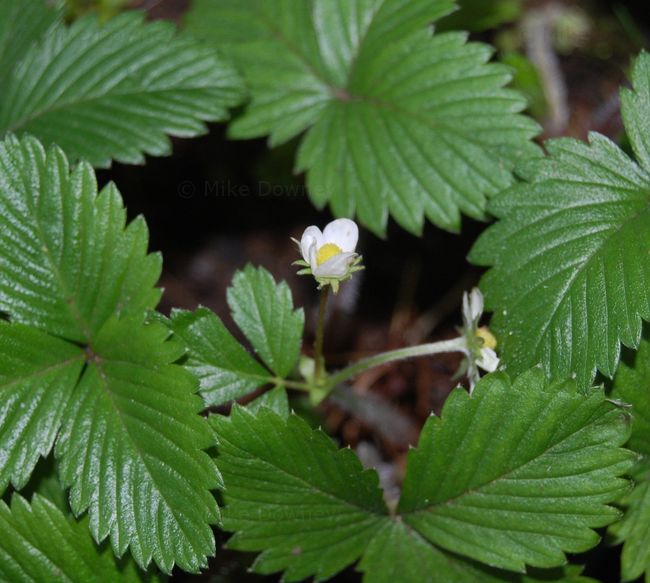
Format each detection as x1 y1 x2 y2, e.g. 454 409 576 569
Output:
0 494 160 583
0 9 244 168
171 307 270 406
608 339 650 581
171 266 304 407
470 129 650 390
0 322 84 494
247 386 290 418
500 51 546 120
185 0 539 235
0 0 60 89
227 265 304 378
398 369 633 571
609 464 650 582
610 339 650 456
0 135 220 573
470 51 650 390
621 52 650 172
212 406 388 581
55 316 220 574
359 521 596 583
212 369 631 580
15 454 69 513
0 134 161 343
438 0 522 32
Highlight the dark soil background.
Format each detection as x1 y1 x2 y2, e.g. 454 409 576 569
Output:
86 0 650 580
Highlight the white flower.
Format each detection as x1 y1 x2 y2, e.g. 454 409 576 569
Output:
293 218 363 291
458 287 500 392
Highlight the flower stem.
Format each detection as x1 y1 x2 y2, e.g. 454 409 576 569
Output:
323 337 466 392
314 286 330 383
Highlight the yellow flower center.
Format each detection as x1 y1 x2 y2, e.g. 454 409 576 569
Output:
316 243 342 266
476 326 497 350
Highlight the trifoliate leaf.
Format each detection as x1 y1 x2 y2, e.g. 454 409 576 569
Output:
470 129 650 390
0 134 161 342
0 322 84 493
171 266 304 407
212 406 388 582
0 0 60 89
185 0 539 235
471 51 650 390
608 339 650 581
0 494 160 583
398 368 634 572
213 369 629 581
55 317 220 574
171 307 270 406
0 9 244 168
0 134 219 572
227 265 304 378
359 520 597 583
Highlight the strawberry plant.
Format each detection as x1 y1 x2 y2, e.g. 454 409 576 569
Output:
0 1 648 582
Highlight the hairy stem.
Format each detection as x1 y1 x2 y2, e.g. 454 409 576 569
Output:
314 287 329 383
323 337 466 392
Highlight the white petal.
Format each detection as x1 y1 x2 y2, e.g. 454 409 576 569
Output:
461 291 473 330
468 288 484 321
313 252 357 278
308 240 319 272
477 347 499 373
300 226 323 262
322 218 358 253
